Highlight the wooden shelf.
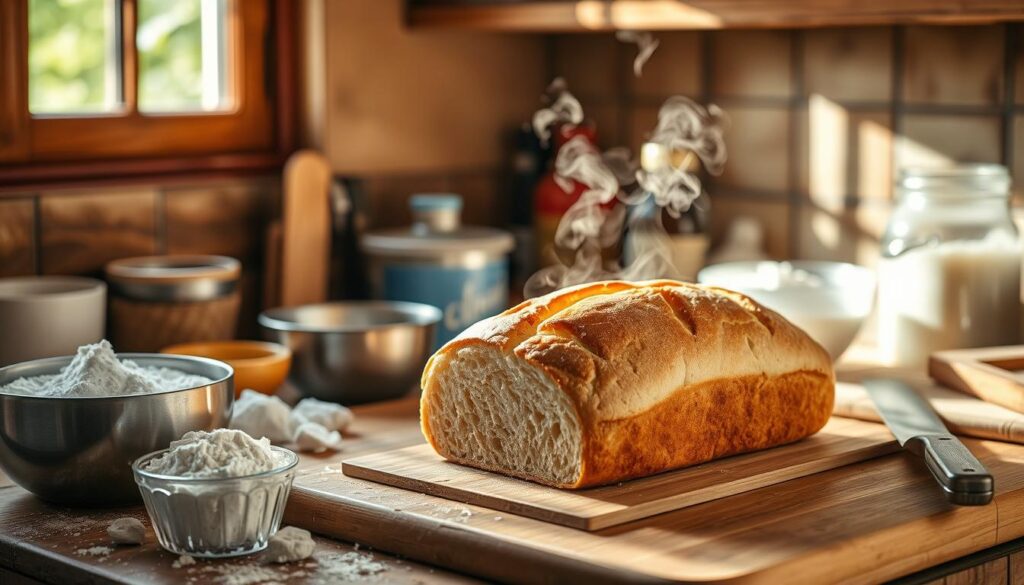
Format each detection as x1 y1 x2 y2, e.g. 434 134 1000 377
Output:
407 1 1024 31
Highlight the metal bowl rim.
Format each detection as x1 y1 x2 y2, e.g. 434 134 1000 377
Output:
132 445 299 483
0 353 234 401
258 300 442 334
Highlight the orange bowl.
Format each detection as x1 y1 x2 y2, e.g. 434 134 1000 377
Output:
161 340 291 397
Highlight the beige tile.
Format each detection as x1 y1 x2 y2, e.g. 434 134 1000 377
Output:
896 114 1001 169
717 106 791 193
803 27 892 103
628 104 661 154
588 102 624 150
1017 42 1024 105
629 32 702 98
449 171 501 227
902 25 1004 106
1013 116 1024 201
711 30 792 98
0 198 36 277
795 104 893 208
40 189 158 275
362 174 450 229
795 202 886 267
552 34 620 98
165 179 278 262
709 196 791 259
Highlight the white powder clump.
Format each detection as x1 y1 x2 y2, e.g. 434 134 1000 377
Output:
264 526 316 563
107 517 146 545
172 554 196 568
229 390 353 453
291 397 354 432
144 429 282 478
229 390 293 443
0 340 212 398
292 421 343 453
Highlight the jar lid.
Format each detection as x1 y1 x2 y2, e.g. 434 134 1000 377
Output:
410 194 463 211
899 164 1010 196
362 226 515 257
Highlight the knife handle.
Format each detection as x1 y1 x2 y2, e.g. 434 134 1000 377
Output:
913 435 994 506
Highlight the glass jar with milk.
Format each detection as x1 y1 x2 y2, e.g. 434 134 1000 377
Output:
878 165 1021 367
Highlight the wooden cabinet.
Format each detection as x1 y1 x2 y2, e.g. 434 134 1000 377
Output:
406 1 1024 31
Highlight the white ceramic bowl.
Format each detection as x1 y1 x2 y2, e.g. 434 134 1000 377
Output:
698 261 876 361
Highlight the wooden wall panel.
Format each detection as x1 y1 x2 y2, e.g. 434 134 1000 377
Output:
315 0 547 175
39 190 158 276
0 199 35 277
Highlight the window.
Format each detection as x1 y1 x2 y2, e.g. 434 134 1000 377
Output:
1 0 283 182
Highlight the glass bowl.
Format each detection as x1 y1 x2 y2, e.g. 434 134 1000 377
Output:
132 446 298 558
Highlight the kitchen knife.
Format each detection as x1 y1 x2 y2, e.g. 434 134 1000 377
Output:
863 378 993 506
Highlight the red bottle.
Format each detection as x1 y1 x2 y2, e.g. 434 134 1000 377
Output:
534 123 601 267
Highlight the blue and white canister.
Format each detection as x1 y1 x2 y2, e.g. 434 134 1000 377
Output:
362 194 515 348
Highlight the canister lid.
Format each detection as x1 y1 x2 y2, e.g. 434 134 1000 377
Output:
362 226 515 257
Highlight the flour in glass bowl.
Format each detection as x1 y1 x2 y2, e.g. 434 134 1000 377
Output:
0 340 212 397
144 429 286 478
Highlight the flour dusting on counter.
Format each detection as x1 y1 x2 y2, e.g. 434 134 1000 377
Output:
0 340 212 397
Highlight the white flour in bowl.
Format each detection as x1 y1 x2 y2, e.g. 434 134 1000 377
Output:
0 340 212 397
144 429 285 478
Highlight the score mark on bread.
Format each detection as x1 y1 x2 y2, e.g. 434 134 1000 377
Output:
420 280 834 489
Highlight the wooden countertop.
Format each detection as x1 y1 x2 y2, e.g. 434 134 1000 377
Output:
284 395 1024 584
3 365 1024 584
0 399 482 585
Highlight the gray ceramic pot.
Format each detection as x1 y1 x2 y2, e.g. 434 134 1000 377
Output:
0 276 106 367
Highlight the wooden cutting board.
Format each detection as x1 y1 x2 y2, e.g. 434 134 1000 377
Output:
929 346 1024 414
342 416 899 530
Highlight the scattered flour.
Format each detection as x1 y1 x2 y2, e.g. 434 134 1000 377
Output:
0 340 212 397
107 517 146 545
75 545 113 557
144 429 284 478
229 389 354 453
197 563 285 585
173 554 196 568
264 526 316 563
311 551 387 582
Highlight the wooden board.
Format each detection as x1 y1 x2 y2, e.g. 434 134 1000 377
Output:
287 398 1024 585
930 346 1024 414
280 149 332 308
342 417 900 530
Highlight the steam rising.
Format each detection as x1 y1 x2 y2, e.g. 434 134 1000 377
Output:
532 78 583 146
616 31 660 77
525 82 727 298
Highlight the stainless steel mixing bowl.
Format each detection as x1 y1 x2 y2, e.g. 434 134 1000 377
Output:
0 354 233 505
259 301 441 404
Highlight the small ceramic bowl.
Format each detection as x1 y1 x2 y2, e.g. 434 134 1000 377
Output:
161 341 291 397
698 260 876 361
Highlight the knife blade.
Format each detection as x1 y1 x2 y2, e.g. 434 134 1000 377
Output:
863 378 993 506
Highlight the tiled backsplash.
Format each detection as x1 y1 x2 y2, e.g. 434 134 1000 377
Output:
0 178 279 336
2 23 1021 321
552 24 1024 265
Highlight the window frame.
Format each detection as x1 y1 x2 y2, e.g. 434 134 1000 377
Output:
0 0 294 189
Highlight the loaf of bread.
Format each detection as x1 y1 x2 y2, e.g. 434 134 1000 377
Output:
420 280 834 489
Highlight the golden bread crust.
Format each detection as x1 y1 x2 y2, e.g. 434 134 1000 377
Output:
420 280 835 489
